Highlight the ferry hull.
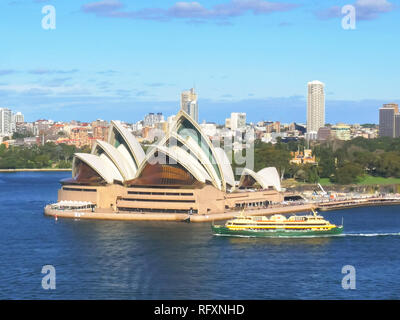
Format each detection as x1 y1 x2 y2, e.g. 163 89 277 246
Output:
211 225 343 237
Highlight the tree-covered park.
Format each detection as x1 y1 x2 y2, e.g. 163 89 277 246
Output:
251 136 400 185
3 136 400 185
0 143 90 169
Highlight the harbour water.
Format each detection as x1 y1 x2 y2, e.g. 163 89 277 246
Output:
1 172 400 299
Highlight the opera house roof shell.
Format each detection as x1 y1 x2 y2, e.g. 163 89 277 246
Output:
64 110 281 192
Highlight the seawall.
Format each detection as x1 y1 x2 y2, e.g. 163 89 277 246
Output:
44 204 314 223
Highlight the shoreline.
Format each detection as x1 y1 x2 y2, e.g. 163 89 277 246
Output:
0 168 72 172
44 196 400 222
44 204 314 222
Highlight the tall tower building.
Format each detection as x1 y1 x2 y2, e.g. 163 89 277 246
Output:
379 103 399 138
0 108 13 136
180 88 198 122
307 80 325 134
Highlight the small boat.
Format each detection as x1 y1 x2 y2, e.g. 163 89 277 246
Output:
211 209 343 237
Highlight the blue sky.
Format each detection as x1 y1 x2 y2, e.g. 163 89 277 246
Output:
0 0 399 124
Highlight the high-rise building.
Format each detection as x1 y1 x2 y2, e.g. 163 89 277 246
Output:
0 108 13 136
180 88 198 122
14 112 24 123
307 80 325 135
230 112 246 131
379 103 399 138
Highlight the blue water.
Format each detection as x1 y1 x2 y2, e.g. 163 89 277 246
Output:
1 172 400 299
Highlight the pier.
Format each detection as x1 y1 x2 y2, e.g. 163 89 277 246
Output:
314 195 400 211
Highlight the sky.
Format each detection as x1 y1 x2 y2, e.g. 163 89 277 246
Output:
0 0 399 124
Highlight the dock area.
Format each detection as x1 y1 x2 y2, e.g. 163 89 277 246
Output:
44 194 400 223
313 195 400 211
44 203 314 222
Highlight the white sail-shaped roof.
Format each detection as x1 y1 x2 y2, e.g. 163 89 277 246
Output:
169 110 227 190
73 153 123 184
137 145 212 184
257 167 281 192
239 167 281 191
169 131 222 190
214 147 235 189
108 120 145 170
92 140 136 180
164 145 212 183
138 110 225 190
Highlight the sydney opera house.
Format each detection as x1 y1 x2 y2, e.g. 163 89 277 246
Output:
48 110 284 220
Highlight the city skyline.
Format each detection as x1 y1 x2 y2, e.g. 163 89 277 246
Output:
0 1 399 123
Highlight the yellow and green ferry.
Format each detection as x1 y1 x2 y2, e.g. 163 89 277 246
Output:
212 209 343 237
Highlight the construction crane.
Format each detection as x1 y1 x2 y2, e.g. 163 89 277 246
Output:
318 183 327 195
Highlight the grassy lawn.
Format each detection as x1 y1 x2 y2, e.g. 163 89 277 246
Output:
320 175 400 186
318 178 331 186
356 175 400 185
286 175 400 186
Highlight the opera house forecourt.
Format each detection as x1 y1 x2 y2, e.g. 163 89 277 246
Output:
45 110 305 222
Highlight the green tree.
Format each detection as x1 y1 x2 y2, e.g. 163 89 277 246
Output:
332 163 364 184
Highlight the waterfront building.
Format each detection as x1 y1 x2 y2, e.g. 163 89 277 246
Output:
379 103 399 138
180 88 198 122
307 80 325 137
230 112 246 131
56 110 283 215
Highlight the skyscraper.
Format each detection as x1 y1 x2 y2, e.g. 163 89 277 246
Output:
180 88 198 122
379 103 399 138
0 108 13 136
307 80 325 134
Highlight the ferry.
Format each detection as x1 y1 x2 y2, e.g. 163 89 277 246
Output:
211 209 343 237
